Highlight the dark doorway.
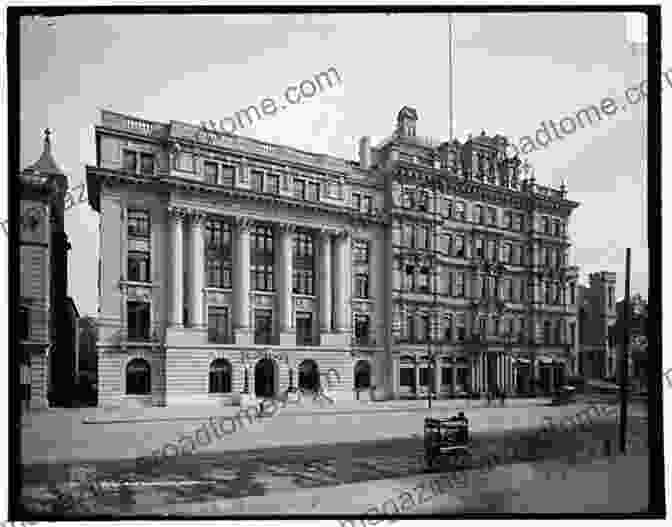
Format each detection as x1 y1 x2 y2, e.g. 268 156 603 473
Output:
298 359 320 392
255 358 276 398
354 360 372 389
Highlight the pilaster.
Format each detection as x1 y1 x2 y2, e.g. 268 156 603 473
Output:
278 223 296 346
168 207 185 327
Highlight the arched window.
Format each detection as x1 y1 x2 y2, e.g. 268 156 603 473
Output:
209 359 232 393
354 360 371 389
126 358 151 395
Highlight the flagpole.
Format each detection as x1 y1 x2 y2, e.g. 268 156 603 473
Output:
448 13 455 142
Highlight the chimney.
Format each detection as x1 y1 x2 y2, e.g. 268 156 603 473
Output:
359 136 371 170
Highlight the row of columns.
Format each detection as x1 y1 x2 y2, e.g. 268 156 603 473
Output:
168 207 352 337
470 353 515 393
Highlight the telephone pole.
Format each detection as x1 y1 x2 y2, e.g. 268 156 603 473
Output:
619 248 631 453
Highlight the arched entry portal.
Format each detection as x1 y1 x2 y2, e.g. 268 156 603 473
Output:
298 359 320 392
255 358 276 398
354 360 372 389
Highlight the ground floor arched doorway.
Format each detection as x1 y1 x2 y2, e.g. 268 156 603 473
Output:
298 359 320 392
354 360 371 389
255 358 276 398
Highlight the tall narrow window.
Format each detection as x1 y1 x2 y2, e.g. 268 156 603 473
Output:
444 313 453 341
296 312 314 345
355 274 369 298
266 174 280 194
128 251 150 282
206 220 232 288
254 309 273 345
353 240 369 264
208 306 230 343
454 235 464 257
251 225 275 291
354 314 370 345
127 301 150 340
128 210 150 238
294 178 306 199
306 181 320 201
293 231 314 295
140 153 155 175
123 150 138 173
251 170 264 192
204 161 218 184
455 201 465 220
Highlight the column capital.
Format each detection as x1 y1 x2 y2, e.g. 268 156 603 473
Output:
334 227 352 240
234 217 255 233
187 209 206 225
278 222 297 235
167 206 187 220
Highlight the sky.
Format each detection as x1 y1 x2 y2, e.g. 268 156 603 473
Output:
17 12 649 317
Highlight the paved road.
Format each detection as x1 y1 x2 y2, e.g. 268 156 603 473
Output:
21 415 648 515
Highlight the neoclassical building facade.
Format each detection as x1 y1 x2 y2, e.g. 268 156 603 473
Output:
87 108 580 408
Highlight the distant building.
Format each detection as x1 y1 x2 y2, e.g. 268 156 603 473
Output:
86 109 581 408
575 271 617 379
606 293 648 386
18 130 75 408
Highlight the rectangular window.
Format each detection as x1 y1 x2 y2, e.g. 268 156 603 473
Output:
208 306 230 343
352 193 361 211
353 240 369 264
176 151 194 172
251 225 275 291
128 210 150 238
445 199 453 218
454 235 464 257
354 314 370 345
420 314 431 343
406 314 415 343
254 309 274 345
473 204 482 223
266 174 280 194
19 307 29 340
487 240 496 262
307 181 320 201
123 150 138 173
127 301 150 340
455 272 465 297
456 314 466 341
296 312 314 345
251 170 264 192
569 322 576 345
140 153 155 175
543 321 552 344
475 237 484 259
542 216 550 234
221 165 235 186
355 274 369 298
502 243 511 264
455 201 465 220
127 251 150 282
553 219 561 236
487 207 497 226
204 161 218 184
294 178 306 200
504 210 512 229
444 314 453 341
362 195 373 213
513 213 523 231
570 283 576 305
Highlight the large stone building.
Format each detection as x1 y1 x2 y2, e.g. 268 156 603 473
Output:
19 130 75 408
86 108 581 408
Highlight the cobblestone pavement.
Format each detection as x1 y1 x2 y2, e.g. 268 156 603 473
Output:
21 415 648 516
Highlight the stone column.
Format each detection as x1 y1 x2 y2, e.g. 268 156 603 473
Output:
318 230 334 343
190 211 205 328
434 360 441 396
168 207 184 327
234 218 253 345
333 230 352 338
278 223 295 346
414 362 420 397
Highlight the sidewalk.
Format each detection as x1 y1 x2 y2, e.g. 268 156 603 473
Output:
126 453 648 515
23 397 551 425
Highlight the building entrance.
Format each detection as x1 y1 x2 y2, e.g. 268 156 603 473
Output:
255 358 276 398
298 359 320 392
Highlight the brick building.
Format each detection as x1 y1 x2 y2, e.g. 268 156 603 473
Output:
86 108 581 408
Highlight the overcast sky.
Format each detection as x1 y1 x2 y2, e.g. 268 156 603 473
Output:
19 12 649 316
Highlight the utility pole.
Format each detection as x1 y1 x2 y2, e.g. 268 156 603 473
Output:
619 248 631 453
